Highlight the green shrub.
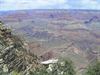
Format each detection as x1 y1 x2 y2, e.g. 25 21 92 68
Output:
85 61 100 75
30 59 75 75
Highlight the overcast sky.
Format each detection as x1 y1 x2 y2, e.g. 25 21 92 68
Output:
0 0 100 11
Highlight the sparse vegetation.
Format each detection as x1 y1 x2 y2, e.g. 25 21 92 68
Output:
30 59 75 75
0 21 41 75
85 61 100 75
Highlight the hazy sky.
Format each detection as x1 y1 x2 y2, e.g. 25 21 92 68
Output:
0 0 100 11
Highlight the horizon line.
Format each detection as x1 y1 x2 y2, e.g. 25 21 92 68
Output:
0 9 100 12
